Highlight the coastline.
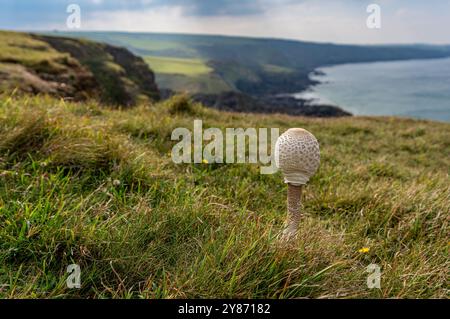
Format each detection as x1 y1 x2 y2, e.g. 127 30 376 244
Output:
188 67 352 118
151 69 349 118
290 69 340 108
297 57 450 122
190 90 352 117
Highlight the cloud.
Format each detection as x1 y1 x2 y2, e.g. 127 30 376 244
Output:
82 5 188 32
1 0 449 44
75 0 449 44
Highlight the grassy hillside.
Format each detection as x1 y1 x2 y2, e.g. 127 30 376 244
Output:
0 31 96 99
143 56 213 76
58 31 450 95
0 31 159 106
0 93 448 298
143 55 228 94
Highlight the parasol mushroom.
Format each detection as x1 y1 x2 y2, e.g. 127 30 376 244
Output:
275 128 320 240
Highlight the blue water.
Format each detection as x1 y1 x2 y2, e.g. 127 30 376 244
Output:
295 57 450 122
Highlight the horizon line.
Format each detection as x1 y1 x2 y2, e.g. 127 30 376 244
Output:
3 28 450 47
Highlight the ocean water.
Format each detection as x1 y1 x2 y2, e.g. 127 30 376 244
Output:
295 57 450 122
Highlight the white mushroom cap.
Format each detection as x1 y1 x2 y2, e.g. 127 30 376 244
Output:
275 128 320 185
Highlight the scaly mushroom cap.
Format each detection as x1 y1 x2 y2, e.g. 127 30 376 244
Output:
275 128 320 185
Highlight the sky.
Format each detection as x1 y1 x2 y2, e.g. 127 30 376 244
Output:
1 0 449 44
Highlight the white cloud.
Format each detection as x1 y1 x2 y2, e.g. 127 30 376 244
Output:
83 6 189 32
59 0 450 44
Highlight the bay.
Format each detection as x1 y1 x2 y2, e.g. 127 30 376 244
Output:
295 57 450 122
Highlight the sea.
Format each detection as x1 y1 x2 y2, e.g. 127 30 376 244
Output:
294 57 450 122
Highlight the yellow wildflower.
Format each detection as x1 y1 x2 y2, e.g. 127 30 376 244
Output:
202 159 209 164
358 247 370 253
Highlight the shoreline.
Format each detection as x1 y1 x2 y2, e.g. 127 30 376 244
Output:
297 58 450 122
290 69 341 108
190 90 352 118
159 70 352 118
160 67 353 118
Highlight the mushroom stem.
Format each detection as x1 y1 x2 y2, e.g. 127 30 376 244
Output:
283 184 303 239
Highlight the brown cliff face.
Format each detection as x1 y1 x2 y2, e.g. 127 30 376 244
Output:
103 45 160 102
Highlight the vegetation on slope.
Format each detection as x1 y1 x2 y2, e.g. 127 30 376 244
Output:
0 31 160 106
0 31 97 100
144 56 213 76
0 93 448 298
143 55 227 95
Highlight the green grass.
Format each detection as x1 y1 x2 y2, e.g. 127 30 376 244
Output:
0 94 449 298
143 56 226 93
0 31 75 93
0 31 160 106
0 32 81 91
144 56 213 76
0 31 68 67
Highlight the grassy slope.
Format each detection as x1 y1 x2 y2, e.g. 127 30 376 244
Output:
0 31 83 95
143 56 213 76
142 56 230 94
0 31 159 106
57 32 235 94
0 31 66 67
0 94 448 298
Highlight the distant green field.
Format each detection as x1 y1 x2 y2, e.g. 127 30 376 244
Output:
144 56 213 76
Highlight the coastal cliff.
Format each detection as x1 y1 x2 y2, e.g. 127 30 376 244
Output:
0 31 160 106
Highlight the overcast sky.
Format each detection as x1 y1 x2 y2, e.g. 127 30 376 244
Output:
1 0 449 44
